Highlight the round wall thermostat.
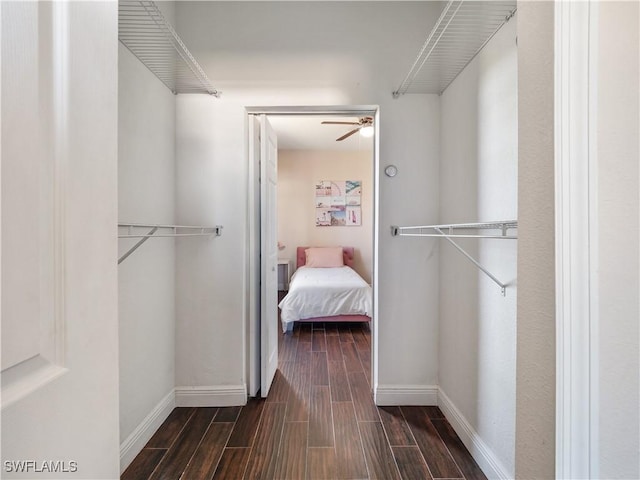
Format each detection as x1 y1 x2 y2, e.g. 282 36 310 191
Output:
384 165 398 177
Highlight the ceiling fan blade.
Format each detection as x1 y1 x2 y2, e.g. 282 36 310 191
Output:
321 121 360 125
336 128 360 141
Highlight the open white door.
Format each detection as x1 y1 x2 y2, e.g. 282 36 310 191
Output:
260 115 279 397
1 2 120 476
247 116 261 397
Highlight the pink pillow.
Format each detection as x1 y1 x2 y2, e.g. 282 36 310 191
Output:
305 247 344 268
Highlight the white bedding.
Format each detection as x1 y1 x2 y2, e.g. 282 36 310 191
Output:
278 266 372 332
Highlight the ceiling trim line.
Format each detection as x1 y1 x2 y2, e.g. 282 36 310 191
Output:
245 105 378 116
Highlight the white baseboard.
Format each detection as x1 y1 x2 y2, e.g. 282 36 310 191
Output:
374 384 438 406
120 389 176 473
438 388 512 479
175 385 247 407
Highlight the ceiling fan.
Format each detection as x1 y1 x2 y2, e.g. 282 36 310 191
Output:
321 116 374 141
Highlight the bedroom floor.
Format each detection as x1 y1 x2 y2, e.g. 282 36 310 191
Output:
122 320 486 480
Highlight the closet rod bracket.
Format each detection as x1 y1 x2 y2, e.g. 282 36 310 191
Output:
118 227 158 265
391 220 517 295
118 223 223 264
433 227 508 295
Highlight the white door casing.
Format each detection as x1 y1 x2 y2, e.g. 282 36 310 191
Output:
245 105 378 402
555 1 599 478
260 114 278 397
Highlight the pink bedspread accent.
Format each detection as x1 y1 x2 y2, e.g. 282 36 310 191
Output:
297 314 369 323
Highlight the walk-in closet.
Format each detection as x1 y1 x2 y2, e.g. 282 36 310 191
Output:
117 1 519 477
2 1 638 479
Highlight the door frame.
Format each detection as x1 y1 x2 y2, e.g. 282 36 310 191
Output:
245 105 380 398
554 1 599 477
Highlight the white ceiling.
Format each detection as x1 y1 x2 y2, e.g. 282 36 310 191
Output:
174 1 446 150
268 115 374 151
176 1 445 89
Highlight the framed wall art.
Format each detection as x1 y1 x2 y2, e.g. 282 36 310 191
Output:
315 180 361 226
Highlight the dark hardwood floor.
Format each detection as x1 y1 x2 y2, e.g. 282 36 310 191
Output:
123 312 487 480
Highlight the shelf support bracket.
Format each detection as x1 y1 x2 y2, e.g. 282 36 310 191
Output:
434 228 508 296
118 227 158 265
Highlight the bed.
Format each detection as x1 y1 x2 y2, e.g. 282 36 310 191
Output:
277 246 372 333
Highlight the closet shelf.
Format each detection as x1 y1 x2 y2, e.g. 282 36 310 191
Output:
118 0 220 97
391 220 517 296
393 0 516 97
118 223 222 264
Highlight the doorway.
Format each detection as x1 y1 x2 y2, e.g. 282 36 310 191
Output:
246 106 379 399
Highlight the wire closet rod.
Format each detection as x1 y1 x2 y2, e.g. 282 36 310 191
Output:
118 0 220 96
391 220 517 239
391 220 517 296
392 0 516 96
118 223 222 264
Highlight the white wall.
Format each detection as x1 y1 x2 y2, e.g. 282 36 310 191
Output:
117 35 177 460
277 149 373 283
1 2 120 478
174 1 441 400
515 2 556 478
596 2 639 477
438 16 517 477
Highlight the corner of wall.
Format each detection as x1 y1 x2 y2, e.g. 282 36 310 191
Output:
438 388 513 479
515 1 556 478
120 389 176 474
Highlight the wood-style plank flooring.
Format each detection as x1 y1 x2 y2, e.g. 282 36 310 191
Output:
123 313 486 479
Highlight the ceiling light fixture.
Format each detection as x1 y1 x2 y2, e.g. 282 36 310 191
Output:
359 125 374 138
321 116 374 141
